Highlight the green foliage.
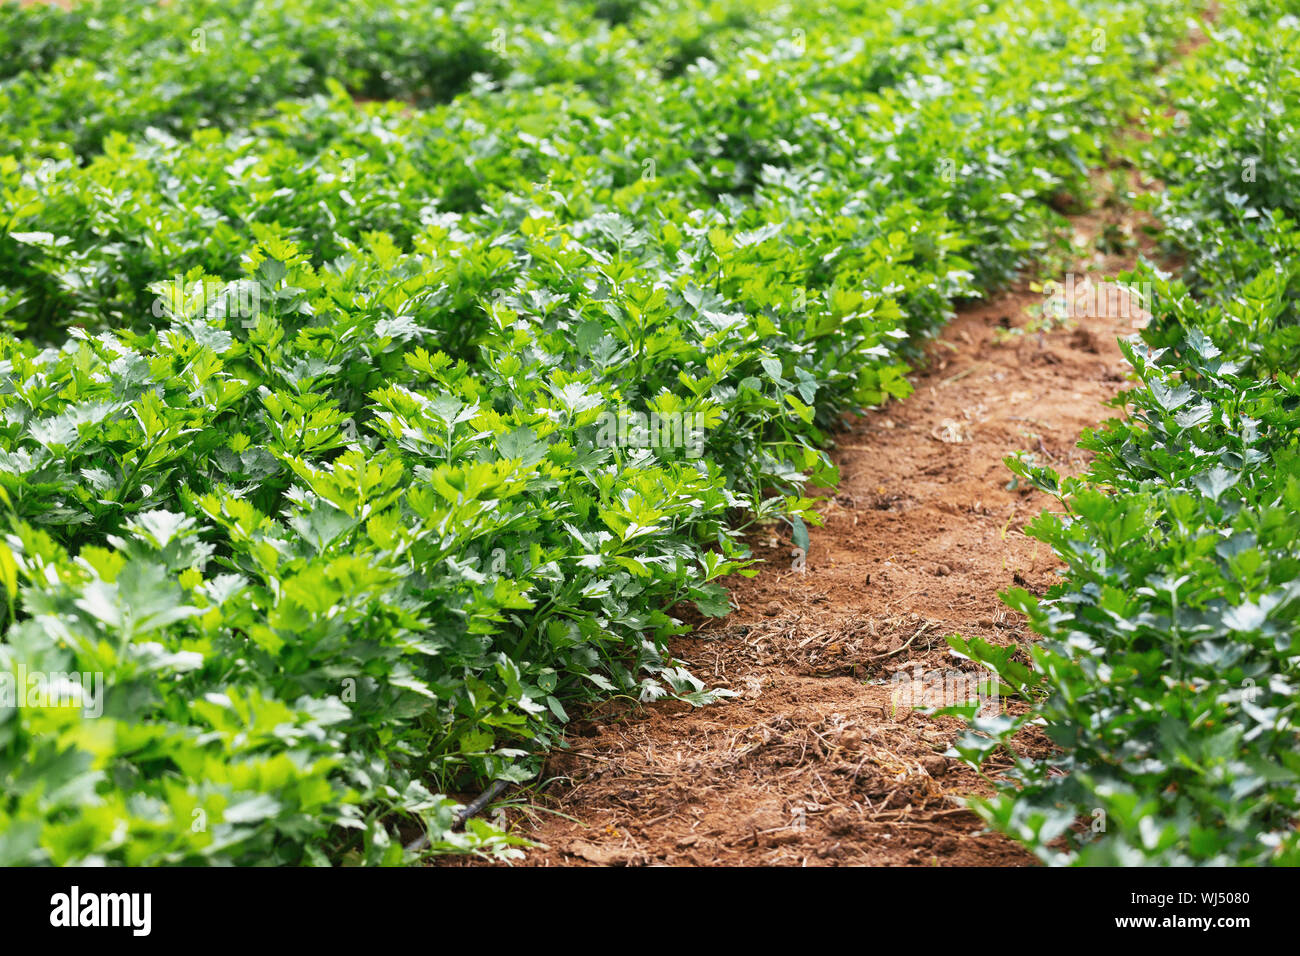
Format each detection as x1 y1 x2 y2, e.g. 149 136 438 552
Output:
0 0 1202 863
951 0 1300 865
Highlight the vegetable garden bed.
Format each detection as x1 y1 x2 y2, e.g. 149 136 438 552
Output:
0 0 1294 867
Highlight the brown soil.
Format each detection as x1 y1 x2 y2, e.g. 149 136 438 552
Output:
467 171 1160 867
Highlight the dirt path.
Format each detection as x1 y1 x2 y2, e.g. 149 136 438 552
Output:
471 174 1161 867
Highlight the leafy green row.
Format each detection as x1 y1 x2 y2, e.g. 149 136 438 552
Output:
3 0 1178 344
0 0 1002 336
949 0 1300 865
0 0 844 156
0 0 1199 864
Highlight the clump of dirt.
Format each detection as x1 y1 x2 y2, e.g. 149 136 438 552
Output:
468 175 1157 866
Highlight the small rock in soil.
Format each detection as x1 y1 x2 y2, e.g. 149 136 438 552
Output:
747 808 785 831
568 840 637 865
921 754 948 777
762 830 805 848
